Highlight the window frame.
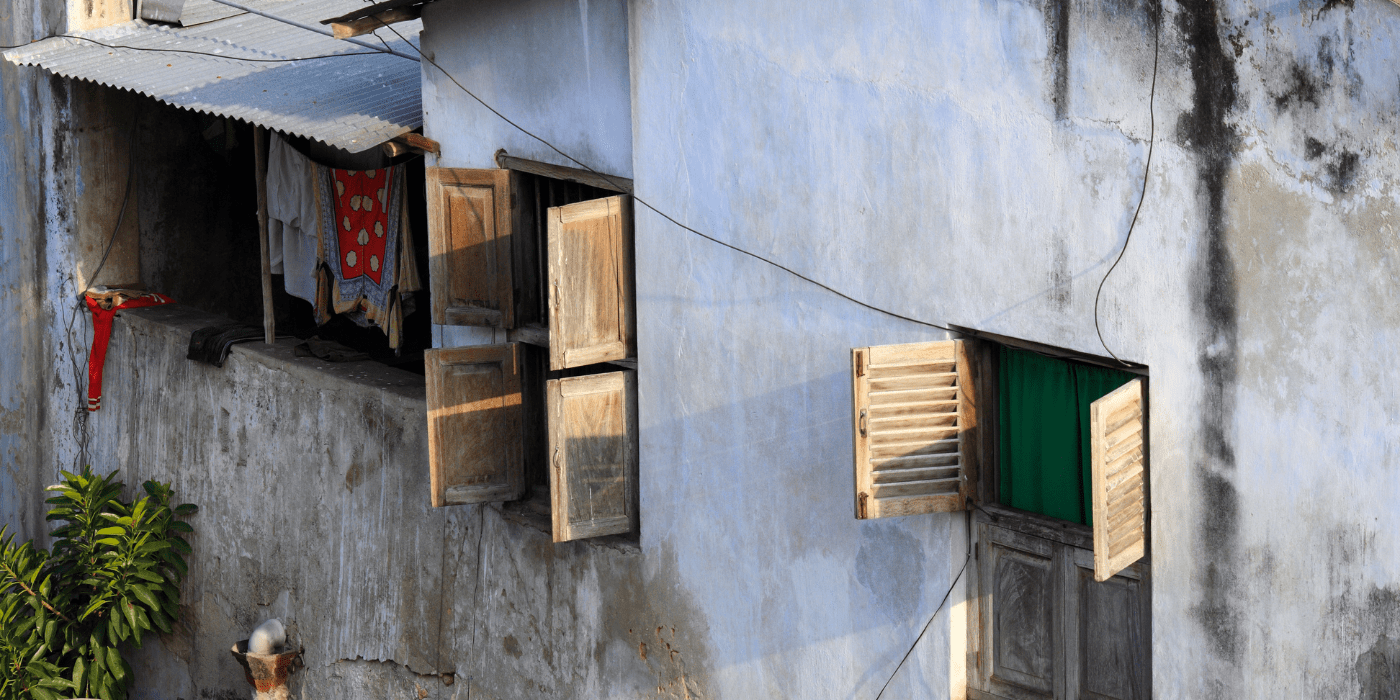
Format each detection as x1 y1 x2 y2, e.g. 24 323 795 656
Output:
423 162 642 544
955 330 1153 700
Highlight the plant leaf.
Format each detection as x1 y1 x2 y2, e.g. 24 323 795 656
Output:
106 646 126 683
72 655 88 695
128 584 160 612
30 685 60 700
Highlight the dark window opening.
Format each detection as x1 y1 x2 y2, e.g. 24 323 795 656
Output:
142 104 432 375
995 345 1137 526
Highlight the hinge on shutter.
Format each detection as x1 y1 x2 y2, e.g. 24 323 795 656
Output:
859 409 868 437
858 492 869 519
854 351 865 377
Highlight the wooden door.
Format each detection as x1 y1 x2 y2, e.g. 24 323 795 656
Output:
547 371 638 542
546 195 636 369
427 168 516 328
426 343 524 506
970 510 1151 700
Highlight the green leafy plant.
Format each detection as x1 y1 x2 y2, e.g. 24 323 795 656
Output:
0 468 197 700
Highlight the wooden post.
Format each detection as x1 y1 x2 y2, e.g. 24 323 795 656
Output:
253 126 275 344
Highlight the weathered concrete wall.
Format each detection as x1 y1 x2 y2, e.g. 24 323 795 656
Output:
420 0 633 177
5 0 1400 698
0 0 63 542
623 0 1400 698
87 306 690 700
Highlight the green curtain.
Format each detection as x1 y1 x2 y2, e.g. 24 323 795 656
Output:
997 346 1136 526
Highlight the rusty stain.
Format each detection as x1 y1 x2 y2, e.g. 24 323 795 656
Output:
639 642 647 660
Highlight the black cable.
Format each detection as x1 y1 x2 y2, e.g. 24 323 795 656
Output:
872 544 972 700
1092 5 1160 367
374 20 956 335
86 113 140 289
0 35 383 62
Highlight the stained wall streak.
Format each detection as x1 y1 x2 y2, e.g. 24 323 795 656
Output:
0 0 54 543
1047 0 1071 119
1176 0 1243 672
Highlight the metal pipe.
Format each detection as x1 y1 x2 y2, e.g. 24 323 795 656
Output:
202 0 421 63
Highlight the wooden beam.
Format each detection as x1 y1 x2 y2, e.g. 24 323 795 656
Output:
253 127 276 345
382 132 440 158
398 132 440 156
330 7 421 39
494 151 633 194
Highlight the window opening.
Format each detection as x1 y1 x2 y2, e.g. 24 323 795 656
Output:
995 345 1136 526
141 106 434 375
425 162 639 544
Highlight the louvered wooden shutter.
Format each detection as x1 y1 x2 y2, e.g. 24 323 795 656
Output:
1090 378 1147 581
852 340 973 518
546 195 636 370
427 168 515 328
547 371 638 542
426 343 524 506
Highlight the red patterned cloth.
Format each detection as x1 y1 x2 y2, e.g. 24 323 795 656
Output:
313 164 420 348
85 291 173 411
331 168 393 285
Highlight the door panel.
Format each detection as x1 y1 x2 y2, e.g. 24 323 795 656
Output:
983 525 1060 699
971 513 1150 700
1069 549 1151 700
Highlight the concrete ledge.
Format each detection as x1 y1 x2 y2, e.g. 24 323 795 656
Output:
116 304 426 407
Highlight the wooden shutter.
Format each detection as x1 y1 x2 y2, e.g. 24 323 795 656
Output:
852 339 973 519
546 195 636 370
1090 378 1147 582
427 168 515 328
426 343 524 506
547 371 638 542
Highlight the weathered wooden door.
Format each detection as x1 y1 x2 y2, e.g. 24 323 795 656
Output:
968 508 1151 700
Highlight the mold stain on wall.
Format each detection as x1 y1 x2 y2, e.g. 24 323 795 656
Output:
1175 0 1244 676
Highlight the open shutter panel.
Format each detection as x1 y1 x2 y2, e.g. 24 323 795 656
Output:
1090 378 1147 582
426 168 515 328
852 340 973 519
426 343 524 506
548 371 638 542
546 195 636 370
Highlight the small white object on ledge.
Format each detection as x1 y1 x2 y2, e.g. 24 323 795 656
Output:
248 619 286 655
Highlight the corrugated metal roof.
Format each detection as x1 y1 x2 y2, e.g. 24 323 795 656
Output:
3 0 422 152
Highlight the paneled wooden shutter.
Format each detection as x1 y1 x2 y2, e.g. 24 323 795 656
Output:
426 343 524 506
1090 378 1147 582
547 371 638 542
852 340 973 519
427 168 515 328
546 195 636 370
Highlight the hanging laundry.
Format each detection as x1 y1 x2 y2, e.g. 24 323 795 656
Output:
265 134 322 304
85 289 174 411
313 164 421 349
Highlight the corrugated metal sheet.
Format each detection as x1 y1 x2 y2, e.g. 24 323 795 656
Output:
177 0 270 27
3 0 422 152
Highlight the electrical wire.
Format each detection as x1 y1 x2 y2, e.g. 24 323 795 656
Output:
872 515 973 700
0 35 384 62
86 115 139 288
1092 5 1160 367
55 35 385 62
373 20 956 335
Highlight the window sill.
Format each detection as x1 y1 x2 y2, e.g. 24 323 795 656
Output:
976 502 1094 550
496 494 641 554
117 305 426 405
